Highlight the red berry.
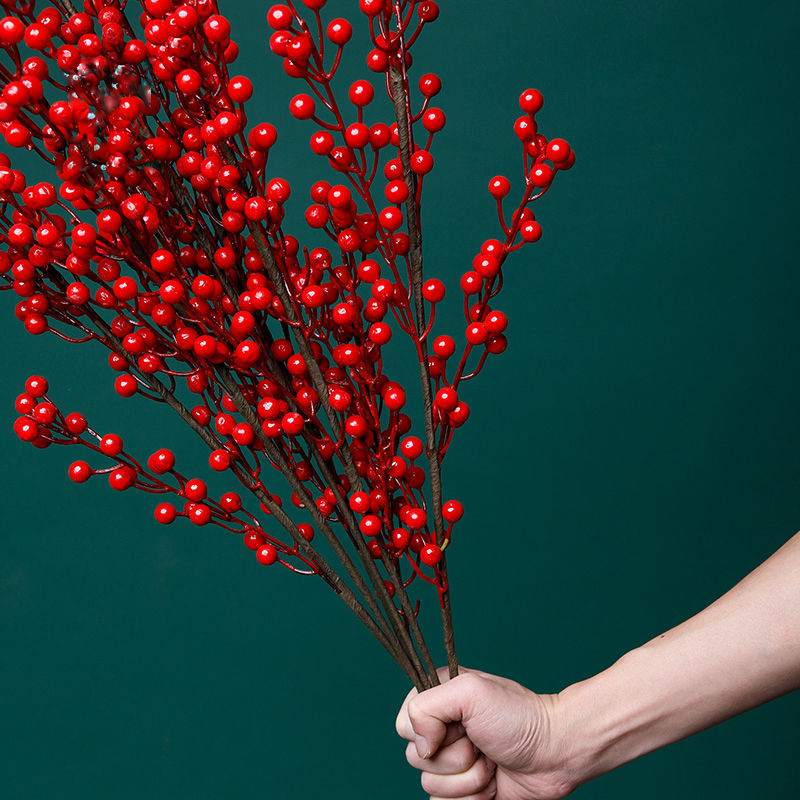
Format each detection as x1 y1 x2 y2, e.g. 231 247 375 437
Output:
442 500 464 522
420 544 442 567
147 448 175 474
349 80 374 106
519 88 544 114
100 433 123 456
184 478 207 501
489 175 510 198
267 5 293 29
68 460 91 483
422 278 445 303
228 75 253 103
327 18 352 45
404 507 427 529
189 503 212 525
244 529 266 550
155 503 177 524
25 375 48 397
290 93 315 119
434 386 458 411
256 544 279 565
204 14 231 42
109 467 135 491
529 163 553 188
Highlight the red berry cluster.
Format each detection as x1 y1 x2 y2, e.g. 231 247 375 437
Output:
2 0 572 689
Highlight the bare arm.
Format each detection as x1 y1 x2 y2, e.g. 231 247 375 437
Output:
396 532 800 799
559 530 800 787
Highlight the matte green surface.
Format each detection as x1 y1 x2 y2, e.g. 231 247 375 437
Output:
2 1 799 797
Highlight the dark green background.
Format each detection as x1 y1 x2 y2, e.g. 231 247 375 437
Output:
2 0 799 797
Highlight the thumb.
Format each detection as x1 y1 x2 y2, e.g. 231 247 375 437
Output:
406 674 477 760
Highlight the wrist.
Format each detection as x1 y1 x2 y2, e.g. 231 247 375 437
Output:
551 647 661 789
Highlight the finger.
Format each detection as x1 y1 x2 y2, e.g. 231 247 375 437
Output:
396 685 420 740
420 754 495 798
397 683 467 743
407 673 483 758
429 775 497 800
405 734 479 775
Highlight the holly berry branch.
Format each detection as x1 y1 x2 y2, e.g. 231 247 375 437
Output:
1 0 574 691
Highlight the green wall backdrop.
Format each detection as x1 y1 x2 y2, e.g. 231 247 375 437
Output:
2 0 799 797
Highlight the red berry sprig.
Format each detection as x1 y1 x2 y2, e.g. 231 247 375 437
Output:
2 0 573 690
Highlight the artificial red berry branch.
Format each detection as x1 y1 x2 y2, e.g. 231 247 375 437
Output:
1 0 574 693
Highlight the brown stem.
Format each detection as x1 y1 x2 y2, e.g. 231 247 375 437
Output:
196 140 435 683
388 59 458 680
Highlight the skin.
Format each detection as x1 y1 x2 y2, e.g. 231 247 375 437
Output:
396 531 800 800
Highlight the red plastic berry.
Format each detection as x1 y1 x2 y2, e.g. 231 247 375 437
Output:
65 413 87 434
25 375 48 397
529 163 553 187
189 503 212 525
290 94 315 119
519 88 544 114
204 14 231 42
349 80 374 107
109 467 135 491
256 544 279 565
442 500 464 522
155 503 177 524
100 433 123 456
327 18 352 45
420 544 442 566
434 387 458 411
489 176 510 198
228 75 253 103
68 460 91 483
419 73 442 97
147 448 175 474
184 478 207 501
267 5 293 29
14 417 38 442
404 507 427 529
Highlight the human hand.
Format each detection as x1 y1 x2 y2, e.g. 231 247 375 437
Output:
395 667 575 800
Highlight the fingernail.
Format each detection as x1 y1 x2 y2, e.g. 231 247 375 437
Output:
414 735 431 759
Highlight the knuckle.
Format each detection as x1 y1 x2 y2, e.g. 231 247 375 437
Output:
406 695 425 725
472 757 495 791
419 771 438 794
396 710 414 740
405 741 422 769
455 741 480 772
456 671 483 696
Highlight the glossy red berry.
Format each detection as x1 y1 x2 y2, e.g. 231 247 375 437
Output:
420 544 442 566
267 5 293 29
290 94 315 119
184 478 207 501
529 163 554 187
442 500 464 522
68 460 92 483
327 18 352 45
434 387 458 411
25 375 48 397
109 467 135 491
256 544 279 565
489 176 510 198
155 503 177 524
519 88 544 114
147 448 175 474
100 433 124 456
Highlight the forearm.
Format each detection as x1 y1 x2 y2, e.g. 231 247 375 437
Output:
557 532 800 788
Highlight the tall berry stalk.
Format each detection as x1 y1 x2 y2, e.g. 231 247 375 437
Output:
1 0 573 691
